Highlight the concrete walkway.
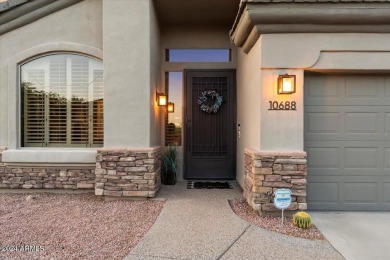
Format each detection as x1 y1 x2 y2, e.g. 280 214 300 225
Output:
125 182 342 260
311 212 390 260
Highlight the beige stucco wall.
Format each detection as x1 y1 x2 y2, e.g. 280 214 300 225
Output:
236 32 390 187
0 0 102 162
149 1 162 146
235 38 262 188
103 0 161 148
257 33 390 153
260 69 304 150
161 25 236 181
261 33 390 69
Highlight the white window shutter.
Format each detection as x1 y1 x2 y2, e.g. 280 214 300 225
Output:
23 69 46 146
22 54 104 148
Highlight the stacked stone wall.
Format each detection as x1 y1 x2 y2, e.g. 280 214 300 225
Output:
0 147 95 189
244 149 307 215
95 147 161 198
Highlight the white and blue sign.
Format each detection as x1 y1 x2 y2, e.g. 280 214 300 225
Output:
274 189 292 210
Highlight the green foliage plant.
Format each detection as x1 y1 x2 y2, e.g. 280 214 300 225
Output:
161 146 178 185
293 211 312 229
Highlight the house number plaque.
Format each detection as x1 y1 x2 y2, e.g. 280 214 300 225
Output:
268 101 297 111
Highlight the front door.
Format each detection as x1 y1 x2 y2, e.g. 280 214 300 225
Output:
184 70 236 179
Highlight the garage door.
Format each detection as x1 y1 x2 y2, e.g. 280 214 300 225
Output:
305 73 390 211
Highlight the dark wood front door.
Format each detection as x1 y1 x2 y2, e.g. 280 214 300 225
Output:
184 70 236 179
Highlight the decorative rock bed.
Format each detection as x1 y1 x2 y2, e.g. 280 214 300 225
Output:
244 149 307 215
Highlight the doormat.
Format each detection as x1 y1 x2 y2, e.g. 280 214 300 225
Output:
187 181 233 189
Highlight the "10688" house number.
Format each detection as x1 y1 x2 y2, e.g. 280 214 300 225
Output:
268 101 297 111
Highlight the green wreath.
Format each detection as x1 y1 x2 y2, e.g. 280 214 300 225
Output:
198 90 223 114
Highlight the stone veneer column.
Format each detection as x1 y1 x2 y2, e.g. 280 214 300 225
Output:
0 147 95 189
244 149 307 215
95 147 161 198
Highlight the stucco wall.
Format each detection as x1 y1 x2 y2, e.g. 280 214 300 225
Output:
236 32 390 187
260 69 304 150
261 33 390 69
103 0 154 148
0 0 102 150
257 33 390 152
149 1 162 146
235 38 261 188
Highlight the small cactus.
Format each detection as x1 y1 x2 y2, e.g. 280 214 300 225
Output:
293 211 312 229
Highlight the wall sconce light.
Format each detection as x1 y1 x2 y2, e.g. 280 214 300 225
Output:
167 102 175 113
278 74 296 94
156 91 167 106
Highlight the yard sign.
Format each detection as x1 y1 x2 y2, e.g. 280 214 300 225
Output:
274 189 292 209
274 189 292 228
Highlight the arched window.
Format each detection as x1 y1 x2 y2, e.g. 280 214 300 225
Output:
20 54 103 147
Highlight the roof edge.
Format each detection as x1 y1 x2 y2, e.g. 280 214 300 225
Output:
229 0 247 42
0 0 30 13
230 3 390 53
0 0 84 36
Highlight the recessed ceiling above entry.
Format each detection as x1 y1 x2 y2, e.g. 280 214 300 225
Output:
153 0 241 28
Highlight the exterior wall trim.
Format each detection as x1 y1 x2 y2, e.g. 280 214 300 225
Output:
8 42 103 64
2 149 97 165
230 3 390 53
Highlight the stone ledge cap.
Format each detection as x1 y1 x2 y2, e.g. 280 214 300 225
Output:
244 148 307 157
97 146 161 153
2 149 96 163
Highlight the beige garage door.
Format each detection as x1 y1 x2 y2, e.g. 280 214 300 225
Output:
305 73 390 211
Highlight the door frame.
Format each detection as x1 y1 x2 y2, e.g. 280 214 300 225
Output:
183 69 237 180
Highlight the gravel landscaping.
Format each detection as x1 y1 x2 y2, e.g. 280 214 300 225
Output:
229 199 324 240
0 193 164 260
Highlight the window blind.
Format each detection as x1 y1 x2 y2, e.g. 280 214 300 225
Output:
49 56 67 145
23 69 45 146
71 56 90 145
93 70 104 145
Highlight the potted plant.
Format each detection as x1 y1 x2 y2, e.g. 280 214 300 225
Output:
161 146 178 185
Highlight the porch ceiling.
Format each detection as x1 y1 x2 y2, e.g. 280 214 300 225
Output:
153 0 240 28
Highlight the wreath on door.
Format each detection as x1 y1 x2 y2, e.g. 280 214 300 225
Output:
198 90 223 114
